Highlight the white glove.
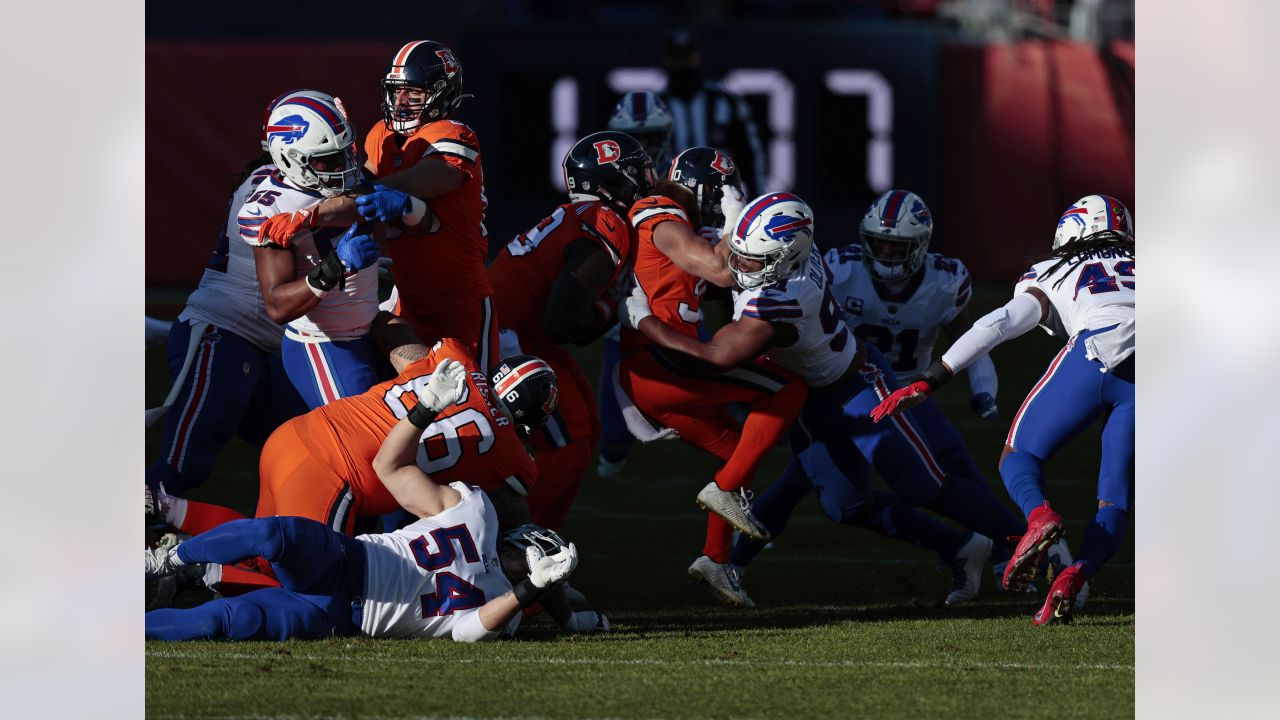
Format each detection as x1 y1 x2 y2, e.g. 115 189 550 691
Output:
720 185 745 234
526 542 578 589
419 358 468 412
621 285 653 331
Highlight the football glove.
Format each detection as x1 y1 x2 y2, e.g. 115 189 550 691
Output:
336 223 379 271
970 392 999 420
720 185 745 231
869 381 932 423
419 359 468 412
621 285 653 331
526 542 578 589
259 209 315 249
355 185 412 223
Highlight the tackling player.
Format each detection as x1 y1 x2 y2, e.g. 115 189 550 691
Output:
624 192 1027 606
872 194 1135 624
145 385 579 643
618 151 809 605
250 92 382 408
486 131 648 530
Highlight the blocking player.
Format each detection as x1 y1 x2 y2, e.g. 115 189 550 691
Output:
486 131 647 530
250 92 383 408
872 194 1135 624
618 153 809 605
145 92 328 498
145 385 579 642
596 93 680 477
624 192 1026 606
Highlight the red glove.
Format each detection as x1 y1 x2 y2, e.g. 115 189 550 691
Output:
259 209 315 249
869 380 932 423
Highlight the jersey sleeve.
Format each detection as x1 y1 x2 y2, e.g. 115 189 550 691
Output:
1013 264 1042 296
940 259 973 325
738 287 804 322
628 195 692 234
423 121 481 175
576 204 630 269
236 196 283 248
823 245 861 286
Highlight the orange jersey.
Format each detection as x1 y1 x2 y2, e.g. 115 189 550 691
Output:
622 195 708 353
301 338 536 512
488 201 632 346
364 119 493 306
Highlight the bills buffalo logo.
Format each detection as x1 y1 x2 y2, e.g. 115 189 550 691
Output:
542 384 559 415
265 115 310 145
1059 206 1089 231
594 140 622 164
910 199 933 226
710 150 735 176
436 49 459 78
763 214 812 243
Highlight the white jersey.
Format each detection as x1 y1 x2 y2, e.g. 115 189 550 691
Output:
238 172 378 341
356 483 514 639
824 246 972 381
1013 247 1134 338
732 247 856 387
177 166 286 351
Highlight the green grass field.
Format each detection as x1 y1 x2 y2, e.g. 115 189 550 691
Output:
144 284 1133 720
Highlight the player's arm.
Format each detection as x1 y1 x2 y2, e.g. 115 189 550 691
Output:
634 311 780 371
371 360 469 518
253 223 379 323
652 221 735 288
943 309 1000 419
871 288 1049 422
371 311 431 373
543 239 621 346
449 540 578 642
376 155 466 198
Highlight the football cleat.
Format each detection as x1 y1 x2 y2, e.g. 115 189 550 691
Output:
696 483 771 542
145 533 187 578
596 455 627 479
563 610 611 634
688 555 755 607
945 533 993 605
1033 562 1088 625
1002 502 1065 592
1044 538 1089 612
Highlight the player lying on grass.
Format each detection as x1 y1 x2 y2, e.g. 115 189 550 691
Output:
145 363 578 642
872 194 1134 625
623 191 1025 607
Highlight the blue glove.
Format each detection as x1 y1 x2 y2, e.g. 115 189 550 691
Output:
336 223 379 271
355 185 411 223
970 392 998 420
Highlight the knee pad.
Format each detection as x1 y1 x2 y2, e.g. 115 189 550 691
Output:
223 600 268 640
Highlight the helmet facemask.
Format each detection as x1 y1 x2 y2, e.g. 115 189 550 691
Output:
728 246 776 290
860 228 927 282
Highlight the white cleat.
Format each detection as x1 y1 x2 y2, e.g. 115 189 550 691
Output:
1045 538 1089 612
945 533 994 605
145 533 187 578
696 483 770 542
562 610 611 634
688 555 755 607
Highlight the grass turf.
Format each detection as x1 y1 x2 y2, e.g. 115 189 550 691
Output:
144 284 1133 719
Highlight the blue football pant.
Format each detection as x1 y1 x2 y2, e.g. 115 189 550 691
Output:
147 321 308 496
280 332 386 410
145 517 363 641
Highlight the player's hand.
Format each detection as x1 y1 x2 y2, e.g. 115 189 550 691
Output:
355 185 412 222
336 223 379 271
720 185 745 231
527 542 578 588
869 380 932 423
621 285 653 330
259 209 315 249
970 392 999 420
419 358 468 412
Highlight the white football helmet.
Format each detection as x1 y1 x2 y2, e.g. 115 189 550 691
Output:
859 189 933 282
607 91 675 171
259 89 348 152
728 193 815 290
1053 194 1134 249
265 93 359 198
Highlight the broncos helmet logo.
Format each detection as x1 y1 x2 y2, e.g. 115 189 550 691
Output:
763 214 813 243
266 114 310 145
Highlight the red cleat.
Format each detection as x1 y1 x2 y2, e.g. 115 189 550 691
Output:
1002 502 1065 591
1033 563 1087 625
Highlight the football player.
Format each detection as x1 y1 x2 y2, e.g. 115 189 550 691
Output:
618 151 809 606
145 388 579 643
872 194 1135 624
250 92 383 409
145 91 325 498
595 93 680 477
623 192 1027 606
486 131 647 530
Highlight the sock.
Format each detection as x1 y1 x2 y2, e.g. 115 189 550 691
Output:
999 450 1048 518
714 380 806 491
852 490 967 559
208 561 281 597
702 514 733 563
176 499 250 536
1075 505 1127 579
931 479 1026 551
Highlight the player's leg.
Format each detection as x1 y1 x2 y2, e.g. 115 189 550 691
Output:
526 349 599 530
235 349 310 449
145 588 333 641
258 419 359 537
1074 360 1135 580
729 453 812 570
280 334 382 410
596 328 634 476
146 323 268 496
